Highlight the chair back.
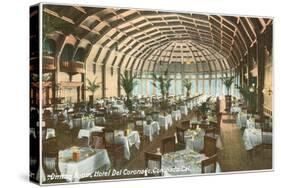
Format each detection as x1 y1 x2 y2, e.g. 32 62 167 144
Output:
176 126 186 145
90 132 105 149
201 154 217 173
144 152 162 176
261 126 272 145
203 136 217 157
104 128 115 148
161 135 176 154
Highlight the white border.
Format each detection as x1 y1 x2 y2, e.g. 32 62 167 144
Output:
39 2 43 186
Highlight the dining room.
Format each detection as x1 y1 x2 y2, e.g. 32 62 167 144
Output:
33 4 273 184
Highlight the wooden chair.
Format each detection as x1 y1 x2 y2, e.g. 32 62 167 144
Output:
144 151 162 176
135 118 147 146
176 126 186 148
76 137 89 147
205 122 216 138
201 154 218 173
190 123 198 130
254 118 264 129
42 138 66 183
202 136 217 157
104 128 124 168
90 132 106 149
161 135 176 154
261 126 272 149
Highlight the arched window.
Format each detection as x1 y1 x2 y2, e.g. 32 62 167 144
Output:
74 48 86 62
43 39 56 56
61 44 74 61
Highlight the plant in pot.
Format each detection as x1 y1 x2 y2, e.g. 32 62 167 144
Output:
152 69 172 110
198 101 210 121
86 78 100 106
221 74 235 112
183 79 192 100
120 70 137 111
235 84 257 114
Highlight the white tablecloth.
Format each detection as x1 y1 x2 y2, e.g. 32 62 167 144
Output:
172 110 182 121
78 126 105 139
243 128 262 150
144 121 160 141
58 148 111 182
115 131 141 160
231 106 241 113
158 114 173 130
112 104 128 113
46 128 56 139
180 106 188 116
246 119 255 129
81 118 95 129
162 149 221 176
184 129 223 152
236 113 247 129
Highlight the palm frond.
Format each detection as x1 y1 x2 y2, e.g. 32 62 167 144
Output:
86 78 100 93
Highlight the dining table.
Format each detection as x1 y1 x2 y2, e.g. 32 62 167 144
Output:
144 121 160 141
184 128 223 152
236 112 248 129
45 128 56 139
242 128 262 150
114 131 141 160
231 106 242 114
162 149 221 176
158 114 173 130
172 110 182 121
180 106 188 116
58 147 111 182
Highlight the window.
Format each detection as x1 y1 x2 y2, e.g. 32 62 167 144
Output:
43 39 56 56
198 80 203 94
156 81 161 96
175 80 182 95
169 80 175 96
148 80 154 96
74 48 86 62
210 79 216 96
204 80 209 94
142 79 147 96
61 44 74 61
217 79 222 96
191 80 196 95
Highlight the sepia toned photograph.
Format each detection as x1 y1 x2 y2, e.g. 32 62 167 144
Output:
30 3 273 185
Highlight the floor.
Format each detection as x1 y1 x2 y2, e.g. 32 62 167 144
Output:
51 99 273 182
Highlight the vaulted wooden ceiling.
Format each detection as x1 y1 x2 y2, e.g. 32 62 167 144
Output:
43 5 272 73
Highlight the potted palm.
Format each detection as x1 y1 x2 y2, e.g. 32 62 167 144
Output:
235 84 257 114
120 71 137 111
183 79 192 99
221 74 235 112
86 78 100 106
152 69 172 100
152 69 172 110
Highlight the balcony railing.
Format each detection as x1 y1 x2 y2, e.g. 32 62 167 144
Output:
43 56 56 72
60 60 85 74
